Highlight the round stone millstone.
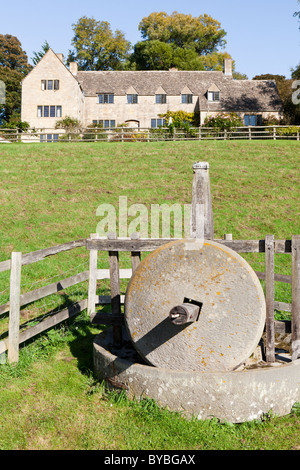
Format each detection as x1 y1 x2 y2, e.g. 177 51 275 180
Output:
124 239 266 372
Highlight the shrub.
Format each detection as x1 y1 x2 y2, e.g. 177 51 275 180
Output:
55 116 82 140
203 112 242 131
276 126 299 136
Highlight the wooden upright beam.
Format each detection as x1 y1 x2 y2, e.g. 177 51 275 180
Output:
108 233 122 345
130 232 141 273
292 235 300 361
265 235 275 363
8 252 22 364
87 233 99 319
190 162 214 240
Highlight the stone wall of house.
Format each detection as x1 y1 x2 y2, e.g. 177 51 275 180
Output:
21 51 83 129
83 95 198 128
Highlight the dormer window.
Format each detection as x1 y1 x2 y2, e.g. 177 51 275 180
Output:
207 84 220 102
155 94 167 104
181 94 193 104
155 86 167 104
181 86 193 104
98 93 114 104
127 94 138 104
208 91 220 102
126 86 138 104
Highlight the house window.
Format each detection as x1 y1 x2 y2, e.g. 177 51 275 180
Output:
92 119 116 128
208 91 220 102
37 105 62 118
155 94 167 104
151 118 167 128
244 114 262 126
127 94 138 104
41 80 60 90
50 105 56 117
98 94 114 104
181 94 193 104
40 134 59 143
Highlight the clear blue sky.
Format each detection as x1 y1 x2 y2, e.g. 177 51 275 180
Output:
0 0 299 78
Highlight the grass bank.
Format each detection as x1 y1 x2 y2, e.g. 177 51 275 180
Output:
0 140 298 316
0 140 299 450
0 312 300 450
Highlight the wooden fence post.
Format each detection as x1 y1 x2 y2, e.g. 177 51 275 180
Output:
8 252 22 364
87 233 99 320
130 232 141 273
191 162 214 240
265 235 275 363
292 235 300 361
108 233 122 345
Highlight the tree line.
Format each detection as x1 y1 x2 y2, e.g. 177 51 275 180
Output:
0 10 299 126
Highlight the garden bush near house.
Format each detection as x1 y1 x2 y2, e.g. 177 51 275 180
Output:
261 123 299 139
110 130 148 142
82 123 108 141
55 116 82 141
203 112 242 137
160 111 200 139
0 116 30 142
149 126 171 141
274 126 299 137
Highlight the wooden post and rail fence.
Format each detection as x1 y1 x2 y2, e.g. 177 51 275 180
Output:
1 125 300 143
0 234 299 364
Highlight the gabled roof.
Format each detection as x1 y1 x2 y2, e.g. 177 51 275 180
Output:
75 70 283 112
22 48 80 86
76 70 224 96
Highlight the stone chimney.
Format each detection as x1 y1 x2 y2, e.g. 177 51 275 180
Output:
70 62 78 76
224 58 232 76
56 53 64 63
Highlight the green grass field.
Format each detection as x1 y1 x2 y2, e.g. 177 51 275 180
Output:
0 140 299 450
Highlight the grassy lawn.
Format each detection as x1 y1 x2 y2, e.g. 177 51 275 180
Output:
0 140 299 450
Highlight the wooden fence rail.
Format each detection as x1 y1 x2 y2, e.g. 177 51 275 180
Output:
0 234 299 364
0 125 300 143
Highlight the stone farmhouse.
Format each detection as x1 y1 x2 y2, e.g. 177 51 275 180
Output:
21 48 283 138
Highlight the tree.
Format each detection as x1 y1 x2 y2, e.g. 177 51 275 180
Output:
253 74 300 124
129 11 245 73
138 11 227 55
68 16 131 70
291 64 300 79
31 40 50 65
131 40 178 70
0 34 32 124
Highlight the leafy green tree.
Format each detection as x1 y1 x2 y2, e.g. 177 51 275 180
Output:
130 40 174 70
291 64 300 79
68 16 131 70
138 11 226 54
31 40 50 65
0 34 32 124
129 11 246 74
